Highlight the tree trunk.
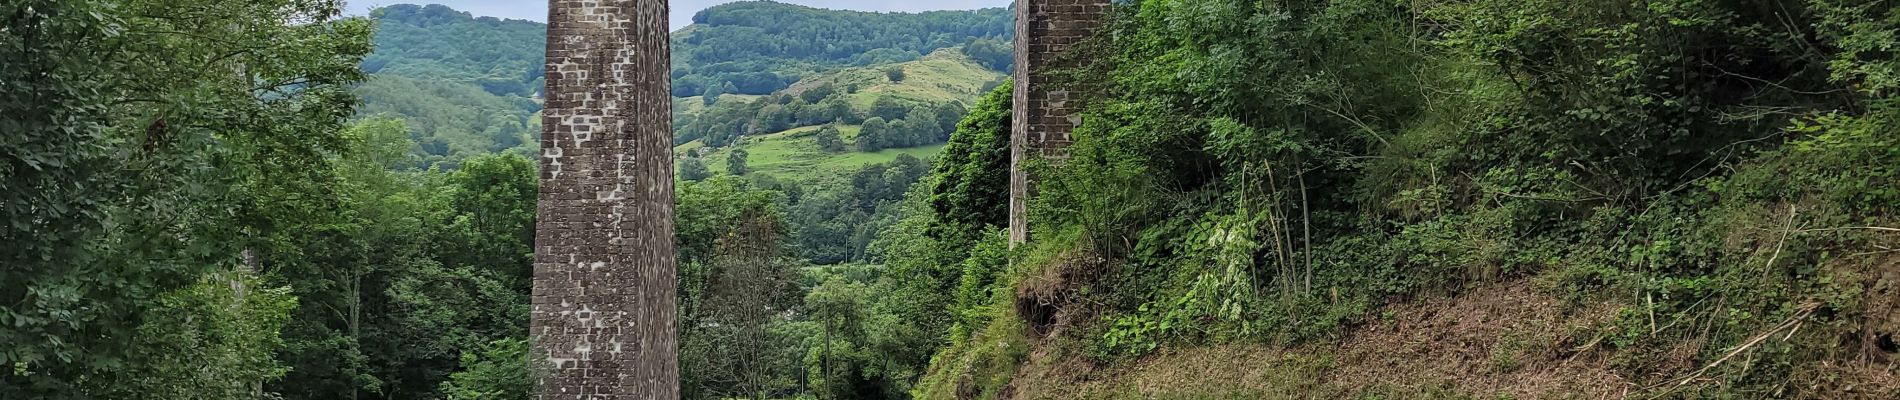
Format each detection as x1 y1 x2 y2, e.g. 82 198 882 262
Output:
534 0 678 399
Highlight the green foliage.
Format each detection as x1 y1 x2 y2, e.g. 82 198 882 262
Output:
907 302 1031 400
1810 0 1900 94
926 82 1014 244
900 106 947 146
871 80 1021 396
960 38 1014 72
438 339 532 400
780 156 934 264
672 2 1013 96
950 231 1013 337
801 272 944 400
363 2 1008 167
703 83 726 106
920 1 1900 397
872 95 910 121
266 119 533 400
679 156 713 181
859 117 892 152
1 0 370 397
355 75 539 167
25 0 1898 398
356 5 544 168
119 271 297 399
442 153 539 280
675 47 995 155
672 177 811 399
10 2 1013 400
365 5 545 86
1427 0 1845 194
802 83 841 103
815 125 848 153
728 148 751 175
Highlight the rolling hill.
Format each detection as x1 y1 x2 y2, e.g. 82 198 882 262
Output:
669 1 1012 97
357 2 1012 170
676 48 1005 180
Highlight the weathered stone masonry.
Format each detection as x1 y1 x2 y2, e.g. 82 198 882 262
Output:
530 0 1106 395
1011 0 1111 245
534 0 678 399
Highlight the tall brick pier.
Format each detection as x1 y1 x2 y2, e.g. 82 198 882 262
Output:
528 0 1112 396
533 0 678 399
1010 0 1111 245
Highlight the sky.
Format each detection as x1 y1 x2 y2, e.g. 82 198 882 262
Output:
344 0 1013 29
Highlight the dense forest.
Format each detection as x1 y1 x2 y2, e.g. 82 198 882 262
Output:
355 4 547 168
3 1 1012 399
5 0 1899 400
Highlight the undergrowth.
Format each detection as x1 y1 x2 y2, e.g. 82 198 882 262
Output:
913 0 1900 398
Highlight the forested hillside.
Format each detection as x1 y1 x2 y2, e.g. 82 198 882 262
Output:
355 4 547 168
671 1 1013 96
358 1 1012 169
344 2 1019 397
353 1 1010 273
4 1 1011 399
10 0 1898 400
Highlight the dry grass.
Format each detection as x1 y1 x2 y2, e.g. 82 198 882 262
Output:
1003 280 1638 399
1326 280 1631 399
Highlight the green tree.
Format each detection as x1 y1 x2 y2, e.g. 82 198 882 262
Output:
703 83 725 106
1 0 371 397
824 95 859 124
905 106 945 146
437 339 533 400
728 149 751 175
442 153 539 282
888 118 919 148
960 38 1013 72
356 4 549 168
925 82 1013 244
871 95 908 121
858 117 890 152
800 83 839 103
815 125 848 153
933 102 967 138
674 178 802 399
679 157 713 181
786 157 932 265
121 271 298 400
752 104 793 134
866 83 1014 361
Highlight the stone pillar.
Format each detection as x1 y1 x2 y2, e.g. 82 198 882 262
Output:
534 1 678 399
1010 0 1110 245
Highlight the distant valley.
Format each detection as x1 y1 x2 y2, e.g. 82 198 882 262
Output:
356 2 1013 174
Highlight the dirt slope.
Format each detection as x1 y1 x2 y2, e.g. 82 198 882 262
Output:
1009 281 1636 399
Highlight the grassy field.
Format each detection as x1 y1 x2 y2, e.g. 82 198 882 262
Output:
669 48 998 182
673 93 762 117
792 48 1004 110
671 49 1000 125
685 124 943 181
